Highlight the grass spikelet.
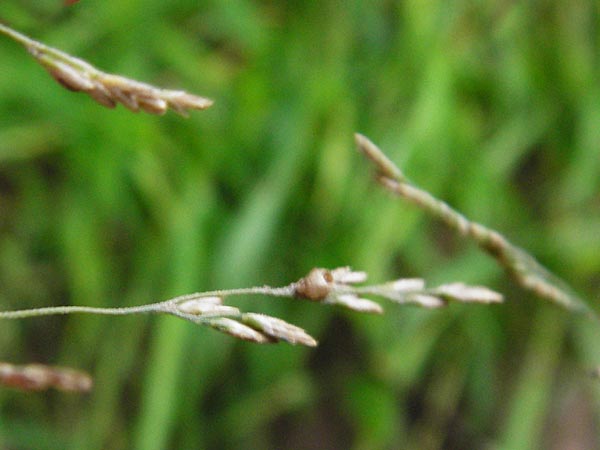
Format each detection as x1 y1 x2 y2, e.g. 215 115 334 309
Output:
0 362 92 392
0 23 213 116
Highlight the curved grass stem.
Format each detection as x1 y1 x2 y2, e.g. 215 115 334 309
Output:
355 133 595 318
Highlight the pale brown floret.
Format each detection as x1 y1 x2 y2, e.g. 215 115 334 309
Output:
243 313 318 347
0 362 93 392
209 318 275 344
27 39 213 116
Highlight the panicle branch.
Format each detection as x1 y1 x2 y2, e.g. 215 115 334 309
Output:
0 267 503 349
0 23 213 116
355 133 594 317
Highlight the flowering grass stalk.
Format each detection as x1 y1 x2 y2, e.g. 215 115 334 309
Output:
355 133 595 318
0 267 502 349
0 22 213 116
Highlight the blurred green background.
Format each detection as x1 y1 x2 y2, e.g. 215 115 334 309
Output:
1 1 600 449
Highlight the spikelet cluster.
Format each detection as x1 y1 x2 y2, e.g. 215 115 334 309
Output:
0 362 92 392
294 267 503 312
28 42 212 116
172 296 317 346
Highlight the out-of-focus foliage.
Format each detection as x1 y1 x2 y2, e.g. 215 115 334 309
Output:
1 1 599 449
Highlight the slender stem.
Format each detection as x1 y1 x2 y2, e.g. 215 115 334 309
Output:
0 303 164 319
169 285 296 301
0 22 38 48
0 285 297 320
0 22 95 71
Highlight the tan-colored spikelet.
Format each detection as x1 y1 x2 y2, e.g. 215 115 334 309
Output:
0 23 212 116
434 283 504 304
32 47 213 116
242 313 318 347
208 318 275 344
292 267 504 312
333 294 384 314
0 362 93 392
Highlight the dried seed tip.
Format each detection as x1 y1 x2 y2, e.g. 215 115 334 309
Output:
330 267 368 284
435 283 504 304
209 318 274 344
295 268 332 301
390 278 426 292
354 133 404 180
138 96 168 115
410 294 447 309
242 313 318 347
331 294 383 314
163 91 214 111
